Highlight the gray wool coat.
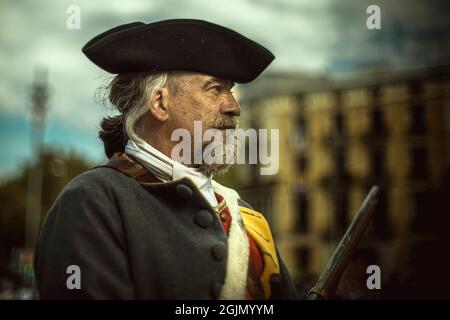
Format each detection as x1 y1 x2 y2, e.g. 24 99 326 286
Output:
35 166 299 299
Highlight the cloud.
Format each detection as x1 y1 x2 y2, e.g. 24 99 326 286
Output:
326 0 450 71
0 0 448 178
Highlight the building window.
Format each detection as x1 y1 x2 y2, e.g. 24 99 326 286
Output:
371 190 390 238
410 102 426 134
409 82 426 135
293 116 308 150
334 191 348 238
295 187 309 234
297 247 310 272
410 147 428 180
335 112 345 135
372 149 385 177
298 155 307 172
335 152 347 180
371 108 385 135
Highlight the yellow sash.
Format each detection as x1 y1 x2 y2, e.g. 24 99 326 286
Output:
239 206 280 299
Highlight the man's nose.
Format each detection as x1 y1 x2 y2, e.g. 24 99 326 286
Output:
221 95 240 117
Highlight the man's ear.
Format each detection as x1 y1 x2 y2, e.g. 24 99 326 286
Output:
150 87 170 122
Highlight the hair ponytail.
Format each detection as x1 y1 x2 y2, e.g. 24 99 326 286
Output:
98 115 127 158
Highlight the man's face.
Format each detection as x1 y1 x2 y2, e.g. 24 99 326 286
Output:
165 72 241 174
167 72 240 140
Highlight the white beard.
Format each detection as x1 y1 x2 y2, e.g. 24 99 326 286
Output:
199 129 239 176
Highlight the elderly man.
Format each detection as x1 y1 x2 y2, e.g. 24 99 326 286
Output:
35 19 299 300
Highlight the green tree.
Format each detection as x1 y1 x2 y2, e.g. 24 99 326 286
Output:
0 149 92 270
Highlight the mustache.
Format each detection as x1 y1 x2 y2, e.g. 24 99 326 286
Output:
211 116 239 129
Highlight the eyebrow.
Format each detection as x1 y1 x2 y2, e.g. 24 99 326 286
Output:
201 77 235 90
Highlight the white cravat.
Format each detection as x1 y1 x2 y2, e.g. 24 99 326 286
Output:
124 139 218 207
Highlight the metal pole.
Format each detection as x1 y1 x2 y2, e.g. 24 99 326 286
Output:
25 67 48 252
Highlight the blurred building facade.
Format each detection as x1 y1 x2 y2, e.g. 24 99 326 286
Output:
235 65 450 297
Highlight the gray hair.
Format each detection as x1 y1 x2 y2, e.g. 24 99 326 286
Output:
98 72 170 158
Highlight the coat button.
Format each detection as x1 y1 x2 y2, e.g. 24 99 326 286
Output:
211 243 227 261
195 210 214 228
211 281 223 299
176 184 193 200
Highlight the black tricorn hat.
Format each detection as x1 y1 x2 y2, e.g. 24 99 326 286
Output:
82 19 274 83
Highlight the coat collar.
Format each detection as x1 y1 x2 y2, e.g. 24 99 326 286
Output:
94 152 215 208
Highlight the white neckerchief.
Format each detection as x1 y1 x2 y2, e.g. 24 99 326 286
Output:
124 139 218 208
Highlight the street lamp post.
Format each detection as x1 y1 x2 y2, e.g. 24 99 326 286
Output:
25 68 49 254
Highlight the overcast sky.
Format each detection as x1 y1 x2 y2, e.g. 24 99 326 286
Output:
0 0 449 181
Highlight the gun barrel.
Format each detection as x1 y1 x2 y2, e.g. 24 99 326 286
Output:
306 185 379 300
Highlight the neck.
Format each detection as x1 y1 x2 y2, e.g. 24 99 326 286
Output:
145 137 174 160
139 125 175 161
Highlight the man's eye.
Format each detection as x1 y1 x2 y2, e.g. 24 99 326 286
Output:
209 85 221 93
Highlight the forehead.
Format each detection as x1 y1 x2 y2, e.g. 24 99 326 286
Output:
179 72 233 87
